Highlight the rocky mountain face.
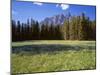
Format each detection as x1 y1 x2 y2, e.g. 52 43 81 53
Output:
40 14 70 25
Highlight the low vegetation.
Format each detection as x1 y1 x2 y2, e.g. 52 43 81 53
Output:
12 40 96 74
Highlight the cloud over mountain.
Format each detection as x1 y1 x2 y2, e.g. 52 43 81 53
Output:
56 4 69 10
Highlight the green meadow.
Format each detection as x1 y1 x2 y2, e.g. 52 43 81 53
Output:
12 40 96 74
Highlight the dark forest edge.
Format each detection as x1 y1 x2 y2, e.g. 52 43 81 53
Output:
12 13 96 42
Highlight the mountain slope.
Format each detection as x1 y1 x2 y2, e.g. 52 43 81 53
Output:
40 14 70 25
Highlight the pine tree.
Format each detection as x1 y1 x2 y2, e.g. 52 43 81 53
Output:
12 20 16 41
12 13 96 41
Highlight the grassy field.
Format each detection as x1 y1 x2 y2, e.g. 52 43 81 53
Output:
12 40 96 74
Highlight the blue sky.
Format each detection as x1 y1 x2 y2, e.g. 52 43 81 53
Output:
12 0 96 23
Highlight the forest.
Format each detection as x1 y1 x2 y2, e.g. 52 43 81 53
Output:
12 13 96 41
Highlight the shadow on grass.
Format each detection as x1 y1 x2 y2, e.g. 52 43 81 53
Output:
12 44 95 55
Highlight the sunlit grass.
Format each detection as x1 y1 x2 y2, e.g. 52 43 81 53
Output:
12 40 95 47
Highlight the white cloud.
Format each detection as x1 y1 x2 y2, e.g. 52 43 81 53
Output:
56 4 59 7
60 4 69 10
33 2 43 6
56 4 69 10
12 10 18 15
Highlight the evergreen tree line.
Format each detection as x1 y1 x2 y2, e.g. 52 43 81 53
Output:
12 13 96 41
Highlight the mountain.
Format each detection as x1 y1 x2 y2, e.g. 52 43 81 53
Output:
40 14 70 25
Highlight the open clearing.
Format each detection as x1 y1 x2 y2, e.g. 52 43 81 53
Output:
12 40 96 74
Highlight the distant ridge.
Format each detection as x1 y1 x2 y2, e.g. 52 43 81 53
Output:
40 13 71 25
